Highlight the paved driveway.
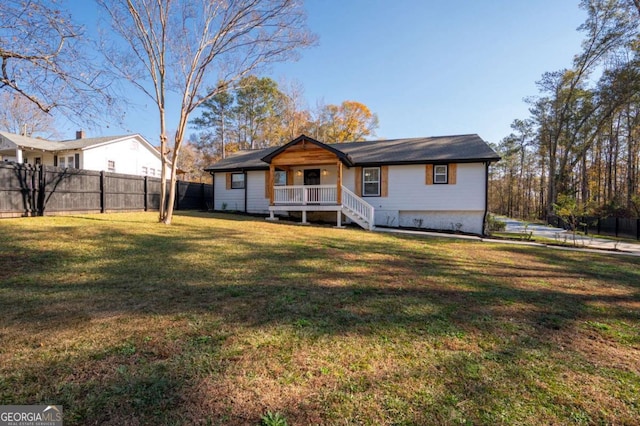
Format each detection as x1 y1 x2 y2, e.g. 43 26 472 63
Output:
498 217 640 255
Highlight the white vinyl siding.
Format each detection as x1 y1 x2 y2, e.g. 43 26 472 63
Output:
214 172 245 211
343 163 486 234
246 171 269 213
82 136 167 176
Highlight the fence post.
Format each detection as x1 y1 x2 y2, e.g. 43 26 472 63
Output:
597 218 601 235
201 182 205 210
29 165 36 216
175 179 180 210
37 164 43 216
637 218 640 241
100 171 106 213
144 176 148 212
615 217 619 238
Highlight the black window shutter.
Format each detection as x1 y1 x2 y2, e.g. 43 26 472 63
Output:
74 153 80 169
53 155 58 167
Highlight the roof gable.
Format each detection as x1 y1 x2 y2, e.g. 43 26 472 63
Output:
260 134 353 166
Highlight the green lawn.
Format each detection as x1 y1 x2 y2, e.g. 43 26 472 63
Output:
1 212 639 425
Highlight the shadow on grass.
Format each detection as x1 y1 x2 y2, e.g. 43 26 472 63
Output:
0 214 639 424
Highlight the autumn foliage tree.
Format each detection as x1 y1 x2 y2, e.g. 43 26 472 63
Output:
312 100 379 143
191 76 380 163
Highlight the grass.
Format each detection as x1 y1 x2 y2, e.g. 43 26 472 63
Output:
1 211 639 425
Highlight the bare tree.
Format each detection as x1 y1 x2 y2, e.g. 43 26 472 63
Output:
98 0 315 224
0 0 115 124
0 92 59 138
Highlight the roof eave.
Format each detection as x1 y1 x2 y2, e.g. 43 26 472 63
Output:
204 166 270 173
352 157 501 167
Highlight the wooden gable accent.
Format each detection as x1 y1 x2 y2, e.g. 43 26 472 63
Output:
270 139 340 167
381 165 388 197
264 170 270 198
354 166 362 196
448 164 457 185
226 172 232 189
425 165 433 185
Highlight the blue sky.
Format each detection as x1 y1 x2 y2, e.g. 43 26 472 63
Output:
59 1 586 146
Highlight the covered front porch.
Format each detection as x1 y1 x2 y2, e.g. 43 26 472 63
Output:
261 136 374 229
268 183 372 228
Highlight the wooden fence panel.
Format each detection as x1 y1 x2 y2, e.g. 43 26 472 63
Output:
0 162 38 216
42 167 102 213
104 172 145 211
146 178 164 211
0 162 213 217
177 181 211 210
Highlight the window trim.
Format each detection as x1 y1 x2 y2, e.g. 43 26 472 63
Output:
231 172 245 189
362 166 381 197
433 164 448 184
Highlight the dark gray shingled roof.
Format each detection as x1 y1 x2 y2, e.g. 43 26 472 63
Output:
204 134 500 172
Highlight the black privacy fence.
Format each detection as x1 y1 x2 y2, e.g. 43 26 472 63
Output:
548 215 640 240
0 162 212 217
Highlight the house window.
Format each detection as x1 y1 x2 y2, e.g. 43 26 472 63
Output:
362 167 380 196
107 160 115 172
142 166 148 175
231 173 245 189
59 157 66 168
35 157 41 165
67 156 75 168
434 165 448 184
274 170 287 186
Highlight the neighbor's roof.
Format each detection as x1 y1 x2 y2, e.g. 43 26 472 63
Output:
56 135 134 150
204 134 500 172
0 131 149 152
0 131 56 151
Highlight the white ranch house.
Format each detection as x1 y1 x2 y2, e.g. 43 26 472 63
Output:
0 131 165 177
205 134 500 235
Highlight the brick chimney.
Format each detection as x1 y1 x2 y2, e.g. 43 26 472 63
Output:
76 130 85 139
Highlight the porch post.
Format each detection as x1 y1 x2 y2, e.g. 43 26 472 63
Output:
269 164 275 206
336 211 342 227
336 160 342 205
302 210 307 224
15 147 23 163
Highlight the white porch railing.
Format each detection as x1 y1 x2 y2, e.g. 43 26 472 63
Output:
273 184 337 205
341 186 375 229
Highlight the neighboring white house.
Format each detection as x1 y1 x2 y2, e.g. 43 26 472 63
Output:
0 130 166 177
204 134 501 235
